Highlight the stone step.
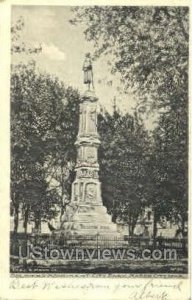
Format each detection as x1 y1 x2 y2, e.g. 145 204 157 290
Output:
73 215 112 223
62 223 118 232
77 206 108 214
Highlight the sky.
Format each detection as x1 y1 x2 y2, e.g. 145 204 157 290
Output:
11 6 138 114
11 5 158 129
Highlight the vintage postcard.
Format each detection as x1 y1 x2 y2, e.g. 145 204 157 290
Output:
0 0 191 299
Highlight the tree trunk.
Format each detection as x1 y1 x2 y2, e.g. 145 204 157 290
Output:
60 201 69 223
128 212 137 236
129 225 133 236
34 211 41 233
181 216 185 236
60 206 64 224
128 222 134 236
128 224 131 236
23 206 29 234
128 212 133 236
153 210 158 247
131 214 139 236
13 204 19 233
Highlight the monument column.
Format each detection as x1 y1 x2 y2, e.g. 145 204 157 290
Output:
71 90 102 206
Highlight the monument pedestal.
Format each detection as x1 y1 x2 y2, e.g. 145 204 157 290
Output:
59 90 123 243
61 204 119 237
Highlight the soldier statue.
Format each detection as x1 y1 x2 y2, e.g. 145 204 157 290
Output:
83 52 94 90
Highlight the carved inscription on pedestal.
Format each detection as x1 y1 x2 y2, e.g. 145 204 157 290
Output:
77 168 99 179
85 183 97 202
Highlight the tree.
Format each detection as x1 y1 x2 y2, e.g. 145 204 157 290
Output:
44 85 80 223
11 17 81 233
72 7 188 235
71 7 188 109
98 110 150 235
11 17 42 233
148 110 188 237
11 16 42 54
11 62 80 232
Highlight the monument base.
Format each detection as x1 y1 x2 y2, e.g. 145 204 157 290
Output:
56 203 125 247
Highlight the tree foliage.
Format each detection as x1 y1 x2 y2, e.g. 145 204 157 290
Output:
11 17 42 54
72 6 188 109
11 62 80 232
98 111 150 235
72 6 189 236
147 110 188 236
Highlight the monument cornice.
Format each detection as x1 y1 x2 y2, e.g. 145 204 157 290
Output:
81 90 98 103
75 137 101 146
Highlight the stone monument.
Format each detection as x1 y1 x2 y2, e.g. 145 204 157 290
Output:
60 54 121 240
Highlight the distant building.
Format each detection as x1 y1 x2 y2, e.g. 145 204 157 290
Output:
116 206 187 238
